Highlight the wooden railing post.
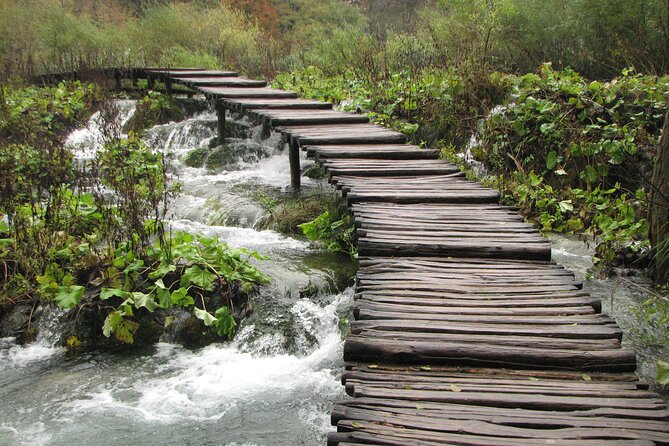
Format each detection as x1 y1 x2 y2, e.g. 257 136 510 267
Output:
216 101 226 145
289 139 301 190
165 76 172 96
114 69 121 91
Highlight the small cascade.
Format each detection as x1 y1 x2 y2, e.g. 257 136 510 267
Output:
65 100 137 159
459 104 507 177
0 305 67 370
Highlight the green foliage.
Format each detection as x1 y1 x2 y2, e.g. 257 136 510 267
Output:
125 91 182 135
0 83 270 347
96 231 269 344
0 82 99 304
298 211 357 258
475 66 667 262
633 290 669 347
97 131 174 256
658 360 669 386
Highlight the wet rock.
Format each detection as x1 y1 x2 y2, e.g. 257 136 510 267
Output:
182 140 269 170
0 303 34 340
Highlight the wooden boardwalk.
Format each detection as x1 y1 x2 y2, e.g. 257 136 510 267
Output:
142 69 669 445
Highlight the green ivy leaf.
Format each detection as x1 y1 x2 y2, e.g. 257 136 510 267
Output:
102 310 138 344
100 288 130 300
194 307 217 326
148 263 176 279
54 285 84 309
103 310 123 337
156 287 171 308
214 306 237 337
170 288 194 307
546 150 558 169
114 319 139 344
181 265 217 290
131 292 159 312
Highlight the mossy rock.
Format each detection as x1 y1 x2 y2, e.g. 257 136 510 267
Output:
125 93 184 135
224 120 253 139
182 146 209 168
302 163 327 179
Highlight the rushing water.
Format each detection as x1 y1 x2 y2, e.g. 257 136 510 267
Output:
0 100 355 446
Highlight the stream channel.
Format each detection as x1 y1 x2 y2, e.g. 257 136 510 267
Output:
0 99 666 445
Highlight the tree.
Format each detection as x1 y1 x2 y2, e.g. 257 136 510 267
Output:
649 107 669 284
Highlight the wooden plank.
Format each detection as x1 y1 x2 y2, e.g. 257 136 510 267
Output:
305 144 440 160
172 76 267 87
353 301 596 316
347 384 663 410
357 238 552 261
343 337 637 371
331 408 669 442
329 421 658 446
275 123 407 145
332 404 669 434
224 98 333 110
198 86 298 98
350 319 623 340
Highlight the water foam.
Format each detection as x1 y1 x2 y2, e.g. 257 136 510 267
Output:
66 289 352 424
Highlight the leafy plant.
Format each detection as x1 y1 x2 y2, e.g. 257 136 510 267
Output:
93 231 270 344
298 211 357 258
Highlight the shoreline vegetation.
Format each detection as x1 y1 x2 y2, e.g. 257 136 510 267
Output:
1 1 668 383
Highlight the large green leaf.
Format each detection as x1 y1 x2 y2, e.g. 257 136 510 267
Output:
103 311 123 337
54 285 84 309
148 263 176 279
181 265 217 291
131 292 159 312
194 307 217 327
214 306 237 337
100 288 130 300
170 288 194 307
102 310 138 344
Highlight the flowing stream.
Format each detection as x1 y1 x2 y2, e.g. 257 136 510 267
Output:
0 100 355 445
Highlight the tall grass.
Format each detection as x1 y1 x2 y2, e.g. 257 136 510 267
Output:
0 0 278 80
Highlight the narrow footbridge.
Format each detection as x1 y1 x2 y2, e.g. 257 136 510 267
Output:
135 68 669 444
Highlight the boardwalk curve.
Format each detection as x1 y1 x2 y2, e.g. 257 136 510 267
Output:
139 68 669 445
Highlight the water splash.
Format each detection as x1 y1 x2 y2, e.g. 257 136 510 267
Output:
65 100 137 159
0 306 67 370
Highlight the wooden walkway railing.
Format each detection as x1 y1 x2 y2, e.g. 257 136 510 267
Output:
138 68 669 445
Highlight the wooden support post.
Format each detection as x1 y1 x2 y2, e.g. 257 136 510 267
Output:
261 121 271 140
165 76 172 96
289 139 301 190
216 102 226 145
114 69 121 91
148 76 155 89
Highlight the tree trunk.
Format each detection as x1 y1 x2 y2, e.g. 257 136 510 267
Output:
649 107 669 284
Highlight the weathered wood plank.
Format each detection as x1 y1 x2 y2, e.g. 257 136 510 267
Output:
198 86 298 98
173 76 267 87
343 336 637 371
224 98 333 110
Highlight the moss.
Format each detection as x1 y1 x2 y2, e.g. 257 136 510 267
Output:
250 186 345 235
182 146 209 168
302 163 327 179
125 93 184 135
